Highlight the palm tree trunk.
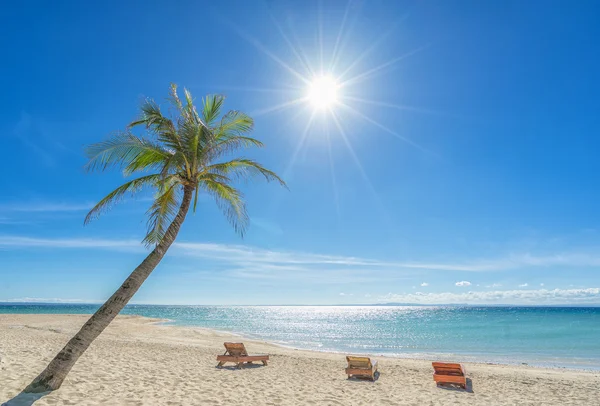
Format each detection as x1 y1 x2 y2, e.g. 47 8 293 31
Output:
24 186 194 393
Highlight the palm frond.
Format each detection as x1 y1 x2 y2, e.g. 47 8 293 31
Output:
143 179 182 247
85 132 172 173
85 84 286 245
128 99 174 133
84 173 166 224
168 83 184 111
130 97 188 158
206 158 287 187
217 111 254 138
200 179 248 236
201 94 225 125
203 135 264 161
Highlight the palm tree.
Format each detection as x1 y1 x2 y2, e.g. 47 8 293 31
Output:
24 84 286 393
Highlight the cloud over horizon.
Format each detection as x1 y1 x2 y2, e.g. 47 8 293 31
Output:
378 288 600 305
3 235 600 274
2 235 600 303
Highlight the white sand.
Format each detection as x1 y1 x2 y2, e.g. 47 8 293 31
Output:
1 314 599 405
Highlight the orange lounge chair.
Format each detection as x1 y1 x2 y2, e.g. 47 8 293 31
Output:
216 342 269 369
432 362 467 389
345 356 378 381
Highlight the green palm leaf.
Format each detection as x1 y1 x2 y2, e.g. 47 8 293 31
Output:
85 83 287 243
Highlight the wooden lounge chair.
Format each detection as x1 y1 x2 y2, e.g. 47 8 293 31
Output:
345 356 378 381
432 362 467 389
216 342 269 369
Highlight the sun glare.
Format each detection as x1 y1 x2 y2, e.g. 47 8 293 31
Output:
307 75 339 110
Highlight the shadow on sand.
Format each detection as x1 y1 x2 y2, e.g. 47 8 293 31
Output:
346 370 380 382
436 378 474 393
216 362 267 371
2 391 49 406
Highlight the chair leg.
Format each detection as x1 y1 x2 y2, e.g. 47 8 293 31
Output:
262 360 268 366
237 362 244 369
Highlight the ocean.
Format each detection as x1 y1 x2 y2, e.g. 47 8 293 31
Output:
2 304 599 370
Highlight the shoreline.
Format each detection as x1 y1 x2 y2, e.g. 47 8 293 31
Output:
4 311 600 372
164 322 600 373
2 314 599 405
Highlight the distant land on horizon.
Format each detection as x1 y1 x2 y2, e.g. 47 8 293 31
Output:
1 302 600 308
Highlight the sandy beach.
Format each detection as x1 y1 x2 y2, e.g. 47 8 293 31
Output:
1 314 599 405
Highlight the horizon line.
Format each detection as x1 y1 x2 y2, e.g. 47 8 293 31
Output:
2 301 600 307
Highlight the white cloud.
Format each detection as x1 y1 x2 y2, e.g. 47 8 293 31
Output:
486 283 502 288
3 235 600 273
0 236 142 251
540 283 545 287
377 288 600 305
364 294 371 298
0 202 94 212
420 282 429 287
519 283 529 287
339 293 353 296
3 236 600 287
0 297 94 304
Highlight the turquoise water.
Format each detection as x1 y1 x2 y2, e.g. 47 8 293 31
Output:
2 304 600 369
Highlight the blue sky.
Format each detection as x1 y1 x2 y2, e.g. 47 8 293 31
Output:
1 0 600 305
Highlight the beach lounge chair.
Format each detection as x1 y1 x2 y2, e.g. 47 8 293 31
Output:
432 362 467 389
216 342 269 368
345 356 378 381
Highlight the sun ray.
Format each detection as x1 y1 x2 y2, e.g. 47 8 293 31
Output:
330 0 355 72
318 0 325 73
288 24 319 79
268 12 316 78
229 23 311 85
330 111 389 219
283 110 317 179
218 86 301 94
330 111 372 187
325 120 341 216
337 23 399 80
345 95 446 116
339 103 432 153
341 44 430 87
250 98 308 117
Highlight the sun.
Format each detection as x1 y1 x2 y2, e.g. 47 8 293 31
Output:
307 75 340 110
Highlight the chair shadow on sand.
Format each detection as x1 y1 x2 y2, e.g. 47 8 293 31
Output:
215 362 266 371
346 370 380 382
2 391 49 406
436 378 474 394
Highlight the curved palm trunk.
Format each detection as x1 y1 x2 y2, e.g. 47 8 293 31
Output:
24 187 194 393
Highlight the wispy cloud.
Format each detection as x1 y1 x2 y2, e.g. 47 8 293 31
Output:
0 236 142 250
13 112 55 166
0 216 35 225
0 297 95 304
420 282 429 287
378 288 600 305
3 235 600 284
0 202 94 213
519 283 529 287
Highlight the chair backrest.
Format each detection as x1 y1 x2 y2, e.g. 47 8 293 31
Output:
432 362 464 376
347 356 372 369
224 342 248 356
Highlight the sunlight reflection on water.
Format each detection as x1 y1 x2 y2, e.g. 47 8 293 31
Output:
3 304 600 368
